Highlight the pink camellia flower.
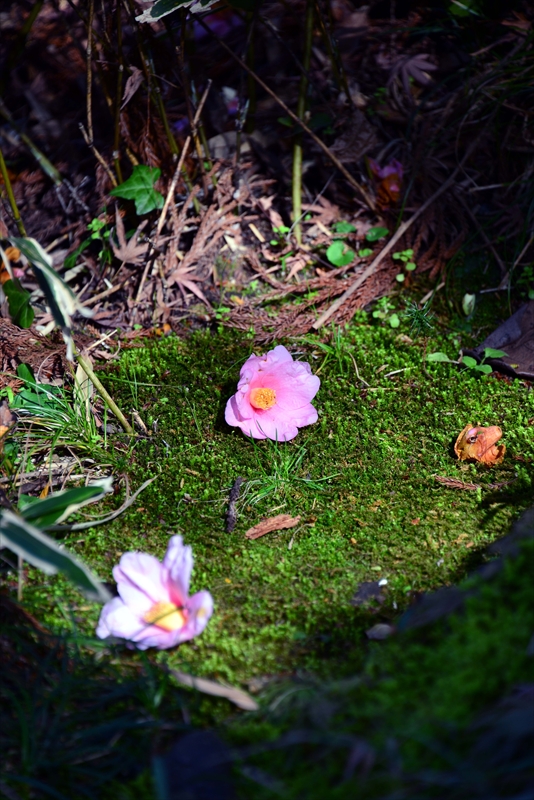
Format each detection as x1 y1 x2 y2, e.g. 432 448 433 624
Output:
225 345 320 441
96 536 213 650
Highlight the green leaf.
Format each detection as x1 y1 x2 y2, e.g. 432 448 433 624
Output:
110 165 164 215
365 226 389 242
10 237 93 361
461 355 478 368
2 279 34 328
405 262 417 271
19 478 113 528
0 509 111 603
332 221 356 234
277 116 293 128
326 240 355 267
389 313 400 328
395 273 405 283
64 238 91 270
484 348 508 359
476 363 493 374
16 363 36 385
358 248 373 258
427 352 453 363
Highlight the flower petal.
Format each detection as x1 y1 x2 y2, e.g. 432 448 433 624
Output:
176 590 214 644
163 535 193 602
96 596 144 640
113 552 169 613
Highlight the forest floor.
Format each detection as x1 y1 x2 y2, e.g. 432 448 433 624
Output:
1 2 533 799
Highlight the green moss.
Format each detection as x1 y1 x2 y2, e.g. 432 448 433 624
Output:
17 322 534 690
229 537 534 799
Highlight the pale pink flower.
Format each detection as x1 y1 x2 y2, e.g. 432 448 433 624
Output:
225 345 320 441
96 536 213 650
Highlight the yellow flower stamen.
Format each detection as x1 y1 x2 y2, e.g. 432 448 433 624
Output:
143 601 185 632
250 387 276 410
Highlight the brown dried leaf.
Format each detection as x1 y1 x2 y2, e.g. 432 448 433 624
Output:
454 425 506 466
0 399 17 454
110 211 149 265
245 514 301 540
434 475 480 490
121 67 145 110
285 253 310 282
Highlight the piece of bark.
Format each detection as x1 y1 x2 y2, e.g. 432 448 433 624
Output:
226 477 243 532
245 514 301 540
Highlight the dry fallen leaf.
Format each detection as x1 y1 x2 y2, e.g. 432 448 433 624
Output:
110 210 149 265
0 399 17 454
120 66 145 110
454 424 506 466
170 669 258 711
245 514 301 540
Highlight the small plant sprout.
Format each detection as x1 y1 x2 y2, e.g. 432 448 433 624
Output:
326 239 355 267
301 326 355 376
427 347 508 375
393 249 416 283
365 226 389 243
372 296 400 328
269 225 291 247
404 300 434 337
241 438 336 507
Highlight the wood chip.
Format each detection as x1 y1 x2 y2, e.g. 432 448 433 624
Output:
245 514 301 540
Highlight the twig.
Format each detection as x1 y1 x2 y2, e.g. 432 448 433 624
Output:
226 476 244 532
312 129 492 329
196 16 376 212
79 122 117 187
134 80 212 303
45 477 157 531
348 352 369 387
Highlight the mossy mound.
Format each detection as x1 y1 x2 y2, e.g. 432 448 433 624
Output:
21 320 534 687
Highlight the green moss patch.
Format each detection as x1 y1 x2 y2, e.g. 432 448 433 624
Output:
19 321 534 688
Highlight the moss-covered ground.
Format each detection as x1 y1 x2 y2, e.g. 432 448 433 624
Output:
4 309 534 798
20 315 534 687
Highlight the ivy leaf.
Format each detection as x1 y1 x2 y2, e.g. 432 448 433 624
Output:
110 165 164 215
326 240 355 267
332 221 356 234
365 226 389 242
2 279 34 328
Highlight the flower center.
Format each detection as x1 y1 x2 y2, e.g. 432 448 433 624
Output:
249 387 276 410
143 601 185 632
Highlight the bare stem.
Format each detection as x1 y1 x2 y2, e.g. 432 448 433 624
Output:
76 352 134 436
0 144 27 236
